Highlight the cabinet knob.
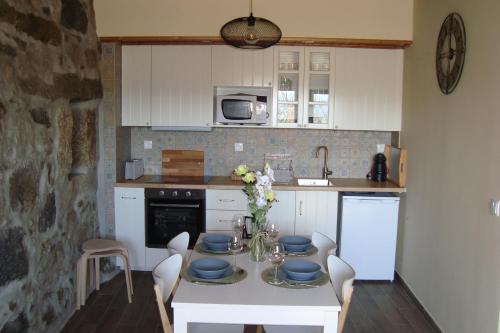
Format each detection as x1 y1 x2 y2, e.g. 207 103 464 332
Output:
172 191 178 197
159 190 165 196
186 191 192 197
268 82 272 86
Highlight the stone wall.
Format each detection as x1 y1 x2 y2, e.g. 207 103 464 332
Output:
0 1 102 332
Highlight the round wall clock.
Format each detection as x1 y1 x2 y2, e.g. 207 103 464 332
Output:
436 12 466 94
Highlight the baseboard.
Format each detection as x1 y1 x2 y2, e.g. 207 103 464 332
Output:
394 271 444 333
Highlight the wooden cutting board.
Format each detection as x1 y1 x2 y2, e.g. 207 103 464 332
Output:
384 145 407 187
162 150 204 176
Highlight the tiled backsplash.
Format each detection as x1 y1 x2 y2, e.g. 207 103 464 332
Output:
131 127 391 178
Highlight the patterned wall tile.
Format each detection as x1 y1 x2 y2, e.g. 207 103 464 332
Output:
130 127 391 178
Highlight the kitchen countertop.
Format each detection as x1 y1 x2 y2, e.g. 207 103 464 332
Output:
115 176 406 193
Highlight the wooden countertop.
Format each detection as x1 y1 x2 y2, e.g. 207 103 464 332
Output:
115 176 406 193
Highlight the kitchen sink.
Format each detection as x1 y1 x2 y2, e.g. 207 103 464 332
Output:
297 179 333 186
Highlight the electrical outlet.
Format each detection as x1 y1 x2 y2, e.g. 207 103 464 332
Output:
144 140 153 150
377 144 386 153
234 143 244 152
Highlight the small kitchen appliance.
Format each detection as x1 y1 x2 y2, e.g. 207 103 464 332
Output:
214 87 272 125
125 159 144 180
367 153 387 182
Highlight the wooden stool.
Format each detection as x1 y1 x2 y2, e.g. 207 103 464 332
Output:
76 239 133 309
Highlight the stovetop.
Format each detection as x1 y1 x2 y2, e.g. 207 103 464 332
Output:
143 175 211 185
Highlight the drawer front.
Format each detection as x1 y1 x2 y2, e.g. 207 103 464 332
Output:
206 190 247 210
206 210 247 231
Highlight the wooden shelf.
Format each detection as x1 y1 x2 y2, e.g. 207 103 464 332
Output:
99 36 413 49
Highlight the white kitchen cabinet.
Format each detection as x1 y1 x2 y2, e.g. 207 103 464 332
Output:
114 187 146 270
273 47 335 129
266 191 295 236
334 48 403 131
151 45 212 127
121 45 152 126
212 45 274 88
206 189 248 231
295 191 338 242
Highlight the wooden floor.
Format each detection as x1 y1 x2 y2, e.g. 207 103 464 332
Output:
62 271 438 333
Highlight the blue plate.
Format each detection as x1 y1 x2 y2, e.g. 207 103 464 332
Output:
279 236 312 253
203 235 231 251
188 266 233 281
190 258 230 279
281 260 321 281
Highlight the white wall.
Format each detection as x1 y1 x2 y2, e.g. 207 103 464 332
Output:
399 0 500 332
94 0 413 40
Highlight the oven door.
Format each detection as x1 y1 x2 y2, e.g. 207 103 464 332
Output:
145 199 205 249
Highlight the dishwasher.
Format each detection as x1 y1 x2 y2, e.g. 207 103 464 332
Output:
337 192 400 281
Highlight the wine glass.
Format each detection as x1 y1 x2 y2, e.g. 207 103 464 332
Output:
228 233 244 272
266 223 280 241
268 242 285 284
233 214 245 239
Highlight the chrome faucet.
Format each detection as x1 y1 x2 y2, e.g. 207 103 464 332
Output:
315 146 332 179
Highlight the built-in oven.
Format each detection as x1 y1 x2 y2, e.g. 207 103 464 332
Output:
145 188 205 249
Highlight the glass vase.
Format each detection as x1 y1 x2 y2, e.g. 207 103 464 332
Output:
248 214 268 262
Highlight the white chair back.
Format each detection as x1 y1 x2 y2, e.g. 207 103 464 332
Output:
312 232 337 268
153 254 183 302
327 255 355 304
167 232 190 260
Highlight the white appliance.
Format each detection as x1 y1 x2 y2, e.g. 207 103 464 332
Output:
124 159 144 180
337 192 400 281
214 87 272 125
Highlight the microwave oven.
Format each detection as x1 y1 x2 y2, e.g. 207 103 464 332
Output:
215 93 270 125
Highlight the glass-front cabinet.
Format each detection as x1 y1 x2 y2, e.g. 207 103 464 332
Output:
273 47 335 129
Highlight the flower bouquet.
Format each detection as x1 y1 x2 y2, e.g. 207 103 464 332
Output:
234 163 277 261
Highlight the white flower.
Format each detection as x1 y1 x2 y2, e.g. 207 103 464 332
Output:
256 196 267 208
265 164 275 182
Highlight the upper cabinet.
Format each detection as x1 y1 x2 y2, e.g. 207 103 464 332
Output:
151 46 212 127
212 46 274 88
121 45 403 131
273 47 335 129
121 45 152 126
334 49 403 131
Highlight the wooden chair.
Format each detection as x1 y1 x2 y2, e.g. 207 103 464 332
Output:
76 239 133 309
262 255 355 333
327 255 355 333
312 231 338 269
152 254 244 333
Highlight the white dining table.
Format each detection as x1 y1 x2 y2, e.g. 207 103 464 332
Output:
172 233 341 333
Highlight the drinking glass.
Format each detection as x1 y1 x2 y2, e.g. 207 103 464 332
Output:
268 243 285 284
233 214 245 239
267 223 280 241
228 233 244 272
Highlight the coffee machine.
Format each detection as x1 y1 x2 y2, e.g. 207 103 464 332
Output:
367 153 387 182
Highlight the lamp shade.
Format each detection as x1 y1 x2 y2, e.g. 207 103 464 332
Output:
220 13 282 49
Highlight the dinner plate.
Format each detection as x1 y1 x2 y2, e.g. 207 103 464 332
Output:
203 234 231 251
190 258 230 279
279 236 312 252
281 260 321 281
278 268 324 283
188 266 233 280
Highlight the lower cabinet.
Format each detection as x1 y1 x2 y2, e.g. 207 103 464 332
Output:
114 187 146 270
267 191 296 236
114 187 339 271
295 191 338 242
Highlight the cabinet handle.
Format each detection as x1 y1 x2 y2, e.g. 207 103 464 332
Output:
299 200 303 216
219 199 235 203
218 219 233 223
268 82 272 86
121 196 136 200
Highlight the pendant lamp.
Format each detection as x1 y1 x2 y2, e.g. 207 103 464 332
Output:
220 0 282 49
